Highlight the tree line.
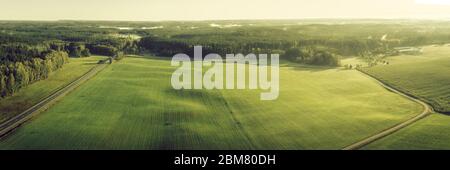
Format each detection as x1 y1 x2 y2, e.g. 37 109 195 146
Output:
282 48 340 66
3 20 450 98
0 49 69 98
137 36 344 66
0 39 137 98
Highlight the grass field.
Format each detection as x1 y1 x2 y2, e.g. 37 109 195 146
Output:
365 114 450 150
0 56 106 123
361 46 450 150
0 56 422 150
362 46 450 113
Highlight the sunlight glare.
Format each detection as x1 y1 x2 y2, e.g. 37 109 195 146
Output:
416 0 450 5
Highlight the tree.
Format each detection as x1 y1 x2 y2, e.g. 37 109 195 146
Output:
0 74 6 97
298 48 312 62
7 73 15 94
282 48 301 61
14 62 29 88
81 48 91 57
114 51 125 61
67 43 88 58
86 45 118 57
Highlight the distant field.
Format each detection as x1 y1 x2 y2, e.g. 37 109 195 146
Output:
0 56 106 123
341 57 368 67
361 46 450 150
361 46 450 113
0 56 422 150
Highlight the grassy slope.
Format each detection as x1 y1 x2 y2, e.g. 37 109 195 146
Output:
362 46 450 113
221 66 423 149
363 46 450 149
0 56 106 123
0 56 422 150
365 114 450 150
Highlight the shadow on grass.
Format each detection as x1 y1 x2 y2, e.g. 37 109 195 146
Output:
163 87 224 102
82 63 98 66
126 55 172 61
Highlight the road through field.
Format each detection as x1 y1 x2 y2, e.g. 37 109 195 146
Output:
342 70 433 150
0 60 109 137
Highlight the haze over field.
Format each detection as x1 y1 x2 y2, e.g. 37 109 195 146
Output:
0 0 450 21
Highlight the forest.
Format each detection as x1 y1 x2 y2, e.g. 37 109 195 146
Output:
2 20 450 98
0 21 138 98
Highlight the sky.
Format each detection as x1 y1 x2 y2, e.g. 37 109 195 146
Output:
0 0 450 21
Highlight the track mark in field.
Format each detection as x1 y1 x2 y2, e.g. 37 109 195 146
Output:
159 111 177 150
220 94 257 149
342 70 433 150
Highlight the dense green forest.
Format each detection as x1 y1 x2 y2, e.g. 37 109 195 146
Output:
0 47 68 97
133 20 450 66
2 20 450 98
0 22 138 98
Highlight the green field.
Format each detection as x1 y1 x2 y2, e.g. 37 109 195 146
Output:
365 114 450 150
0 56 422 150
362 46 450 113
0 56 106 123
361 46 450 149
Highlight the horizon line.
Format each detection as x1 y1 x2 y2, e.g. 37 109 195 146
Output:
1 17 450 22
